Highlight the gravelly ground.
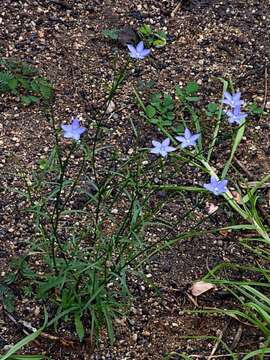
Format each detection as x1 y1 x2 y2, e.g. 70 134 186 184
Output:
0 0 269 359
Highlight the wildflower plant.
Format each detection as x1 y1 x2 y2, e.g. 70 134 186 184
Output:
2 34 270 360
0 57 54 105
135 77 270 357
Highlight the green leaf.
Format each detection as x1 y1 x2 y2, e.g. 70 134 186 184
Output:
163 94 173 107
222 122 246 178
74 314 85 342
18 77 30 90
175 85 184 99
150 93 161 104
3 291 15 312
21 95 40 106
167 112 174 120
101 29 119 40
185 81 199 94
7 78 18 90
186 96 200 102
207 102 218 113
39 84 53 100
150 118 159 125
153 38 166 48
248 102 266 116
0 71 13 91
138 24 152 36
145 104 156 118
30 79 39 93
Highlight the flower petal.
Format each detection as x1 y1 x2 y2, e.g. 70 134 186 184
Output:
166 146 176 153
136 41 144 53
72 119 80 129
77 127 86 135
184 128 191 139
190 134 200 142
61 124 71 131
150 147 161 154
140 49 150 58
175 136 186 143
223 91 232 101
162 138 170 147
152 140 161 147
127 44 137 57
160 150 168 157
233 92 241 101
203 183 214 192
63 131 73 139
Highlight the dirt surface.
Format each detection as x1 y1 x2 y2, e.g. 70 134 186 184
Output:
0 0 269 359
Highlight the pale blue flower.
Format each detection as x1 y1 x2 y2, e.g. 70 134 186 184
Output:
127 41 150 60
203 176 228 196
175 128 200 148
225 105 248 125
222 91 244 108
61 118 86 140
150 138 176 157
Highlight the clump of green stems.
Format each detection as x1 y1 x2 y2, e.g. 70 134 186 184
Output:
1 70 269 359
135 78 270 359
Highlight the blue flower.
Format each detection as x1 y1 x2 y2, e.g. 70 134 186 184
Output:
225 105 248 125
127 41 151 60
61 118 86 140
150 138 176 157
175 128 200 148
222 91 244 108
203 176 228 196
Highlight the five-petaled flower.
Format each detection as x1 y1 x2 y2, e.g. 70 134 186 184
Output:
222 91 244 108
225 105 248 125
61 118 86 140
175 128 200 148
127 41 151 60
203 176 228 196
150 138 176 157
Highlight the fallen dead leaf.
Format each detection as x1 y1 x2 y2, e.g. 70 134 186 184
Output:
190 281 216 297
207 203 219 214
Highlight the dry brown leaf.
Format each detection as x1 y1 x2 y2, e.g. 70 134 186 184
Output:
190 281 216 297
207 203 219 214
231 191 242 204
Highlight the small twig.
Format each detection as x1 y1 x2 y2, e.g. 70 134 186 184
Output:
207 321 230 360
231 324 243 350
5 312 41 346
186 292 199 307
233 157 254 180
4 311 75 347
171 2 182 18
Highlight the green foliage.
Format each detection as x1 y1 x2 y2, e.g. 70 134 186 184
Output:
247 101 267 116
0 283 15 312
142 92 175 127
101 28 119 40
0 58 54 105
138 24 167 48
175 81 200 103
205 102 219 117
